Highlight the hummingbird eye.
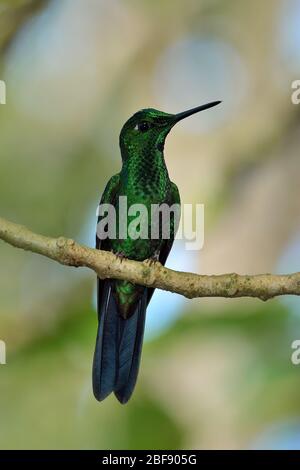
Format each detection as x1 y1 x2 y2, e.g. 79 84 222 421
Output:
135 121 151 132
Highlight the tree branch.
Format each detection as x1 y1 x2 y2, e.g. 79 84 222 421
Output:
0 216 299 301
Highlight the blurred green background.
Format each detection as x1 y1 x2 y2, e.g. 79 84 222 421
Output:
0 0 300 450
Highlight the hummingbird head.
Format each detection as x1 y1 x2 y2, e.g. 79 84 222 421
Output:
119 101 221 159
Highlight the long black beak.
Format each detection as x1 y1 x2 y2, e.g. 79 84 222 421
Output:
174 100 221 123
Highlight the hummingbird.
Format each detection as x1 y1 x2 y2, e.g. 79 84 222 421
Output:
94 100 221 404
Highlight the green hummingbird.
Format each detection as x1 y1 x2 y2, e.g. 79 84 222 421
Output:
94 100 221 403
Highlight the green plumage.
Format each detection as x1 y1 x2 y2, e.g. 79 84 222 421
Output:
98 109 180 318
94 101 220 403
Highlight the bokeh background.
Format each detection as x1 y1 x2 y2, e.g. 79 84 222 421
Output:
0 0 300 450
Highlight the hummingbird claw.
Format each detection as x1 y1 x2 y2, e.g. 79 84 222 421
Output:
144 254 160 267
114 251 126 263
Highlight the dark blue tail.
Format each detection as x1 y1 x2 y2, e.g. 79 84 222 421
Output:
92 280 147 404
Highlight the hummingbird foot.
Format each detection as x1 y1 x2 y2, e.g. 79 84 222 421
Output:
114 251 127 263
144 253 160 267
